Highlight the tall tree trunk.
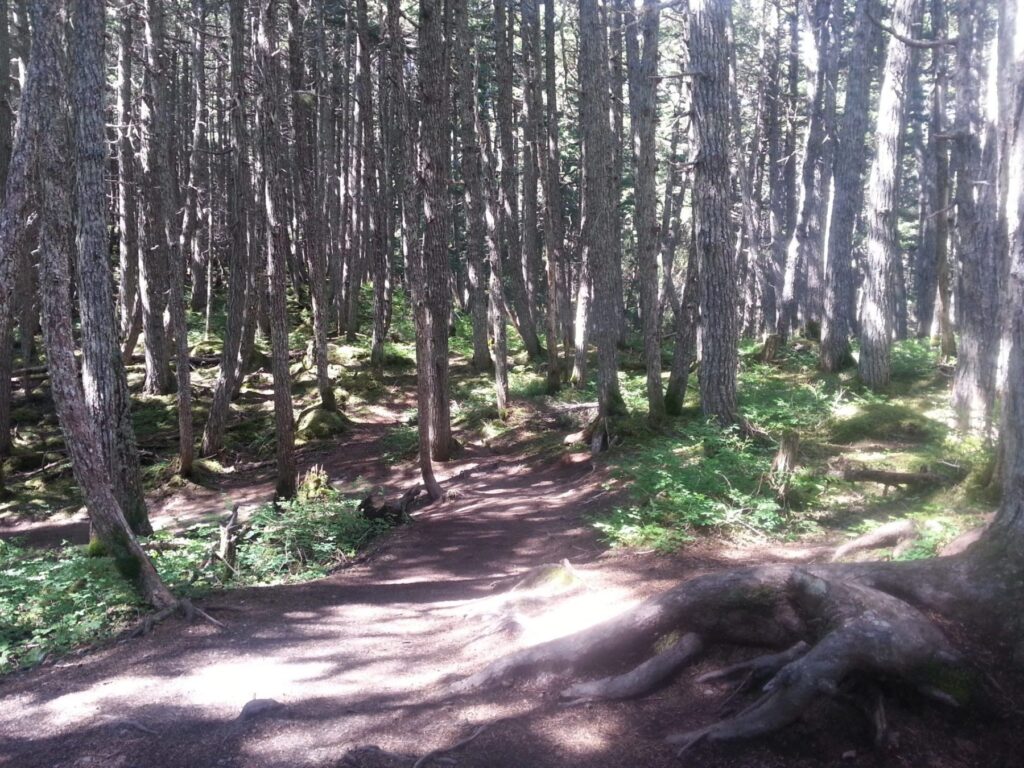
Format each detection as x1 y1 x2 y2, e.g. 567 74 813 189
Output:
255 0 297 498
522 0 543 341
950 0 999 431
690 0 738 424
494 0 542 361
454 0 491 373
415 0 454 480
71 0 152 527
858 0 923 390
579 0 622 421
31 0 174 609
138 0 173 395
777 0 838 340
115 6 141 360
820 0 877 372
201 0 252 456
665 225 699 416
629 1 664 424
542 0 566 387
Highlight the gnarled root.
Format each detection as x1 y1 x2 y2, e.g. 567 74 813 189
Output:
454 563 964 750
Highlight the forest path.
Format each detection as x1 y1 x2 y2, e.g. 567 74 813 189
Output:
0 393 982 768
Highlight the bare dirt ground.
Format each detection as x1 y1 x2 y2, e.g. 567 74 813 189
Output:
1 397 1021 768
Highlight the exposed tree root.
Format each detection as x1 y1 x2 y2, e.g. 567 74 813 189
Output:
454 562 972 750
561 632 703 704
832 519 919 561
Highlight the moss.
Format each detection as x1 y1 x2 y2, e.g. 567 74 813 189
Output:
829 402 945 445
86 537 107 557
919 663 978 707
653 630 683 654
296 407 350 441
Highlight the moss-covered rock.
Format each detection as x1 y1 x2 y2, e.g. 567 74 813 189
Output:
296 407 350 441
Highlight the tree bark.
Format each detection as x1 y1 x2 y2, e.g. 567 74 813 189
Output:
71 0 152 526
31 0 174 609
579 0 623 421
820 0 878 372
629 1 664 425
201 0 252 457
690 0 738 424
255 0 297 499
542 0 567 386
858 0 924 390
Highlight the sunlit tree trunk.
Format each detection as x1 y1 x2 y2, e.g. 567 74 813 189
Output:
542 0 566 386
255 0 297 498
859 0 924 390
579 0 623 421
690 0 738 424
201 0 252 456
32 0 174 609
820 0 878 372
71 0 153 522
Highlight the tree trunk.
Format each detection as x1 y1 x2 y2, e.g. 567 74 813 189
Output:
820 0 878 372
115 6 141 358
32 0 174 610
629 1 664 425
494 0 542 361
950 0 999 432
579 0 622 421
70 0 153 527
201 0 252 457
415 0 454 482
690 0 738 425
858 0 924 390
542 0 565 390
665 225 699 417
255 0 297 499
454 0 491 374
138 0 173 395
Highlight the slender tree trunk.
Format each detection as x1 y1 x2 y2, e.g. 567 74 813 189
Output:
950 0 999 431
542 0 566 388
115 7 141 359
31 0 174 609
494 0 542 361
858 0 924 390
690 0 738 424
820 0 877 372
70 0 153 525
201 0 252 456
665 225 699 416
138 0 173 395
454 0 491 373
255 0 297 498
416 0 454 479
627 1 664 423
579 0 622 421
522 0 543 343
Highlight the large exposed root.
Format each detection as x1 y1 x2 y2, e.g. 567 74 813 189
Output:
454 563 965 749
560 632 703 704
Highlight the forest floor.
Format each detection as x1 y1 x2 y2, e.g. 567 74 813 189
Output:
1 359 1021 768
1 303 1020 766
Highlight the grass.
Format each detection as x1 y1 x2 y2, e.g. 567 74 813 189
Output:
0 476 388 674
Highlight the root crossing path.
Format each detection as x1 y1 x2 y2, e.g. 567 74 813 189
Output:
0 415 1014 767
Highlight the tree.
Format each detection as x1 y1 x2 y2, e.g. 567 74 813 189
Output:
690 0 738 424
31 0 173 610
820 0 879 372
255 0 297 499
859 0 924 390
578 0 623 424
412 0 454 498
629 0 665 424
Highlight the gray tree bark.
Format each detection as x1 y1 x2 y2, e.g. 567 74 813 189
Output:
858 0 924 390
689 0 738 424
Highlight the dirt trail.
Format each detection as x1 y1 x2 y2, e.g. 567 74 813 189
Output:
0 405 1011 768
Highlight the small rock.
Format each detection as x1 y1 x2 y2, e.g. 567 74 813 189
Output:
238 698 284 720
842 750 857 760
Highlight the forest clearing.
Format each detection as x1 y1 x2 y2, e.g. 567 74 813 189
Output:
1 0 1023 766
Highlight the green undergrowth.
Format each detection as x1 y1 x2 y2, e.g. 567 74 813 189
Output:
0 476 388 675
591 338 997 553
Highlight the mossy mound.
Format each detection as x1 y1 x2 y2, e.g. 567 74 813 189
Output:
830 402 945 445
296 407 351 441
189 339 222 358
